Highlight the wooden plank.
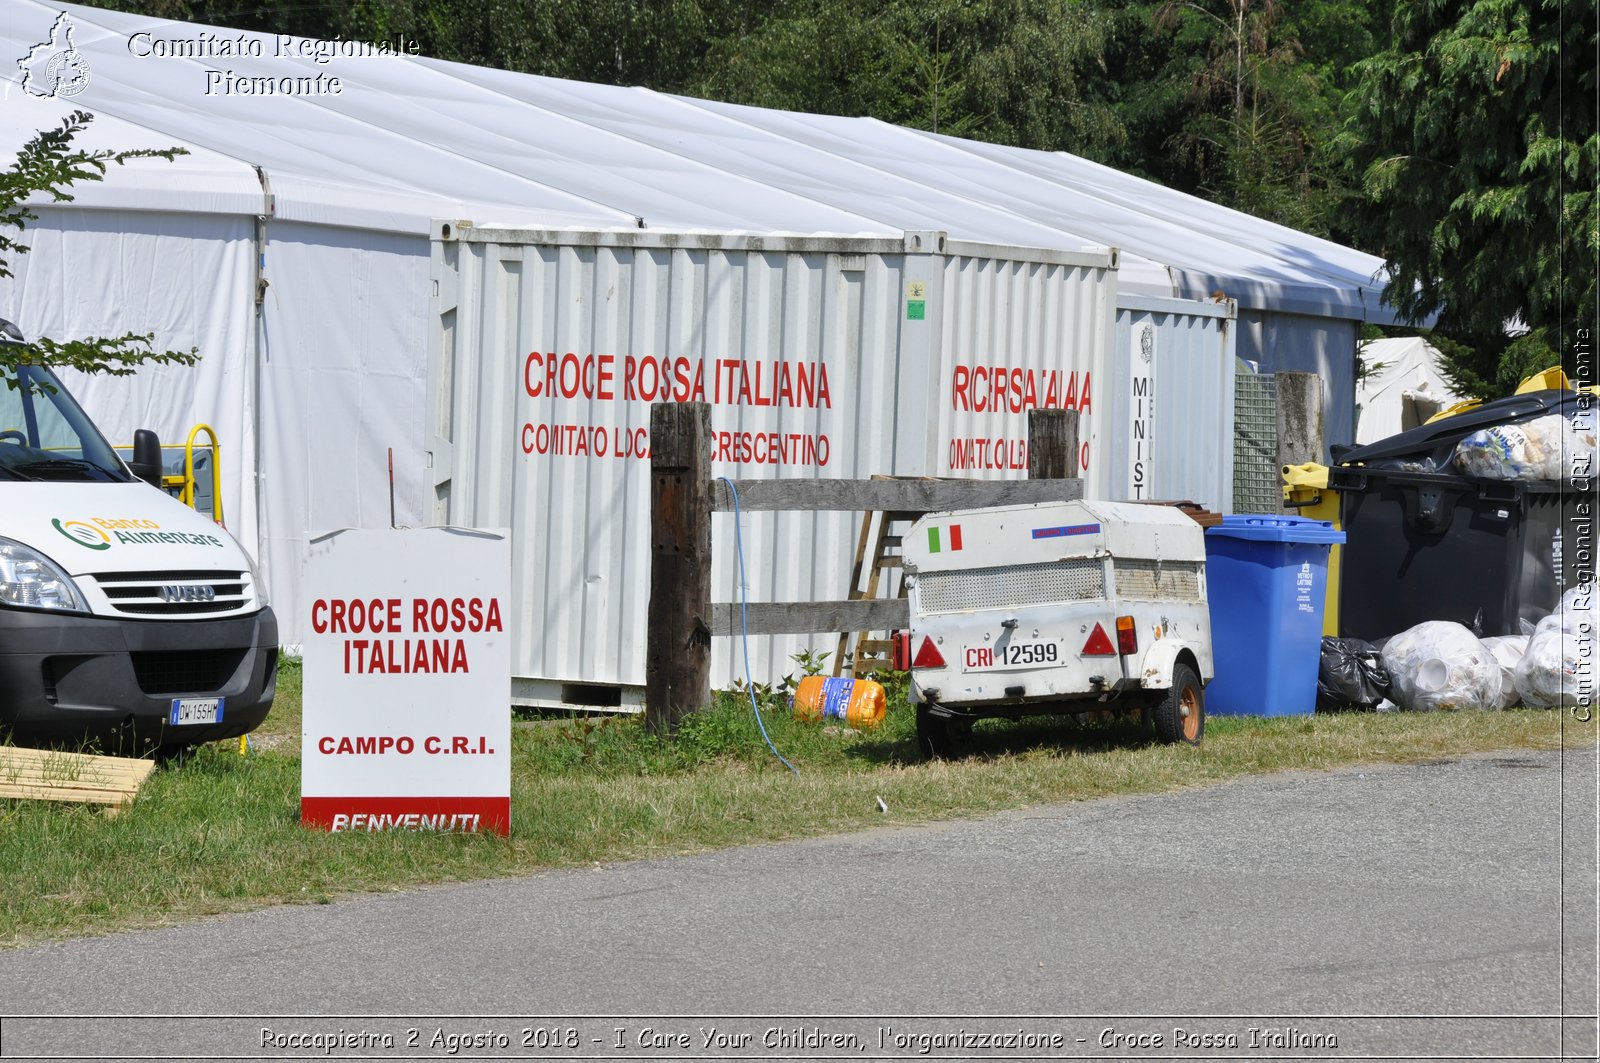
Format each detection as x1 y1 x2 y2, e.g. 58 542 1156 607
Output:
1028 408 1081 480
646 403 714 732
0 747 155 806
0 784 134 806
710 477 1083 513
0 765 152 786
710 598 909 635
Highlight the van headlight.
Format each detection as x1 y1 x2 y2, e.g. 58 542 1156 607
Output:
243 548 269 608
0 538 88 613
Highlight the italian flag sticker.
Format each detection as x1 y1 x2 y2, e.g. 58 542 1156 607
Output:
928 524 963 553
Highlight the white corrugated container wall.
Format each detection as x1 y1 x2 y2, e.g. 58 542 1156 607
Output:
427 225 1116 707
1103 293 1238 513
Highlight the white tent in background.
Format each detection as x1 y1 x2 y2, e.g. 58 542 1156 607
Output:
1355 337 1465 444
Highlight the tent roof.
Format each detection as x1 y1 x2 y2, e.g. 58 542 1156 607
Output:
1 0 1402 321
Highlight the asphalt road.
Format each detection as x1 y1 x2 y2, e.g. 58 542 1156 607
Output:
0 746 1595 1062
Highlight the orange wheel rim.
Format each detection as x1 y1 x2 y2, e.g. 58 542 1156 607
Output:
1180 687 1201 742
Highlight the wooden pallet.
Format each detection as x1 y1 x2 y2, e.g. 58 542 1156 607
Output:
0 746 156 811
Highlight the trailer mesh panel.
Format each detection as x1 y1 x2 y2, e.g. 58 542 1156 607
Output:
1113 559 1204 601
916 558 1105 614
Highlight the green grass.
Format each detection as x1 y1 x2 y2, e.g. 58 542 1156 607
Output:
1 659 1592 946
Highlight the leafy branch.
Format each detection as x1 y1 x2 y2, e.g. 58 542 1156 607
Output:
0 110 197 375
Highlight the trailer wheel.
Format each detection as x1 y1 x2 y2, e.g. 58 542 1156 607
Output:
1152 663 1204 746
916 704 972 760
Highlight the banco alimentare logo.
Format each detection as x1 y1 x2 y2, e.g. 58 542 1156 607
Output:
52 518 112 550
18 12 92 98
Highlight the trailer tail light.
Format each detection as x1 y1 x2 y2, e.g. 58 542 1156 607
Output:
911 636 947 669
1115 615 1138 656
891 631 911 671
1081 623 1116 656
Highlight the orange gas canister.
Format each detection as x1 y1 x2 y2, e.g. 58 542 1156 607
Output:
790 676 887 729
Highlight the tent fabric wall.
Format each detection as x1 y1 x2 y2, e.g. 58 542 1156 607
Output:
6 206 257 537
256 223 432 634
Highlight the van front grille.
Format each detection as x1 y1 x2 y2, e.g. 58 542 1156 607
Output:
87 570 252 617
131 648 245 695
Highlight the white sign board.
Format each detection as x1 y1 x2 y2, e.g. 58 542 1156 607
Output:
301 528 511 835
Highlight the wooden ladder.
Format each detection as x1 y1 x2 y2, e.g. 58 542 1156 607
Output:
833 481 918 677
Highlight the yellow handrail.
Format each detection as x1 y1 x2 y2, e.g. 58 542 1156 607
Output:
183 423 223 525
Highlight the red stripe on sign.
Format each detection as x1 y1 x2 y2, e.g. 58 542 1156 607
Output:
950 524 963 550
301 796 510 836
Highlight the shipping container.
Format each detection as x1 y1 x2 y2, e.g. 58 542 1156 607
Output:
1104 293 1238 512
427 225 1118 707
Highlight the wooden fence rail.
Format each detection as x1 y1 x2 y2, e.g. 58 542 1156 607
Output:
645 402 1080 733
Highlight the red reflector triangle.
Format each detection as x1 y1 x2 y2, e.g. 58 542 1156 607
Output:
911 636 947 668
1081 623 1117 656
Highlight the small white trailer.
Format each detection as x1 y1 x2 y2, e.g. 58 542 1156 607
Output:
899 499 1213 756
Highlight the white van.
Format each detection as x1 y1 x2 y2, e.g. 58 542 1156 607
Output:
0 320 276 755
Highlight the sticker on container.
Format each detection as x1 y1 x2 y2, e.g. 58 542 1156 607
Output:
1032 523 1101 539
906 280 927 319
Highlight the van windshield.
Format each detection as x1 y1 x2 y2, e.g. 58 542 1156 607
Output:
0 366 135 483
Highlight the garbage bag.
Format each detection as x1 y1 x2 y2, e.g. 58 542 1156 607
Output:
1533 585 1597 639
1514 627 1595 708
1380 621 1504 712
1451 412 1593 481
1479 635 1530 709
1553 584 1596 628
1316 637 1391 711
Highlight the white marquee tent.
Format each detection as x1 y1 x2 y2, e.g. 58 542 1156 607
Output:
1354 336 1465 444
0 0 1410 645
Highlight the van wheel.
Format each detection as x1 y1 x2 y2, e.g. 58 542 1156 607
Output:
1152 663 1205 746
916 705 972 760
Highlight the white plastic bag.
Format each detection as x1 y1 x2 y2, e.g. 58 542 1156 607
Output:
1533 586 1596 639
1452 413 1591 481
1514 585 1598 707
1479 635 1530 709
1380 621 1505 712
1514 628 1595 708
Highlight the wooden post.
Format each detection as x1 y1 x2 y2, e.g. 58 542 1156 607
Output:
1028 408 1080 480
1275 372 1325 511
646 402 713 735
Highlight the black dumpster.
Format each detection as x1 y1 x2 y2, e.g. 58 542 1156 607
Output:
1330 465 1581 641
1329 388 1593 642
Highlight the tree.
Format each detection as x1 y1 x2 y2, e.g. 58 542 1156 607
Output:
1111 0 1374 236
1 111 199 381
686 0 1122 154
1341 0 1598 396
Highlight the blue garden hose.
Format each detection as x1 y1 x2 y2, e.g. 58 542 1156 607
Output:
720 476 800 777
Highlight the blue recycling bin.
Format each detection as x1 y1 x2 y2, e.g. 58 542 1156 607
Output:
1204 515 1346 716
